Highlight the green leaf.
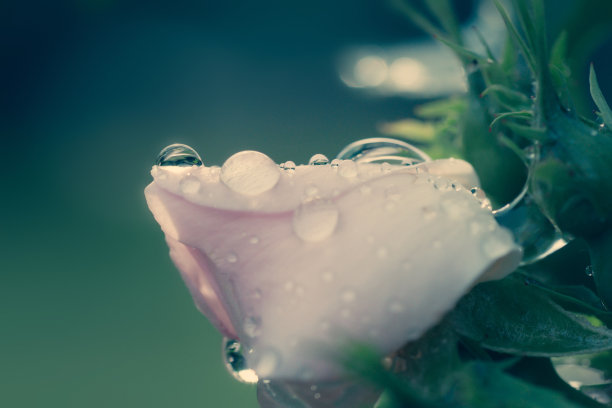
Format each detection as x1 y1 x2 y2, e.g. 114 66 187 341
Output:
489 110 533 129
414 97 465 119
423 0 461 43
589 64 612 128
587 229 612 310
448 361 586 408
493 0 536 73
505 122 547 142
389 0 445 39
451 275 612 356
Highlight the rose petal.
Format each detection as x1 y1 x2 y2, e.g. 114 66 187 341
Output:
145 155 521 379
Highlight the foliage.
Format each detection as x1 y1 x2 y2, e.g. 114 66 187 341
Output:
348 0 612 406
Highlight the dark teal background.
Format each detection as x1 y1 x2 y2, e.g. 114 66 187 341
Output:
2 1 611 407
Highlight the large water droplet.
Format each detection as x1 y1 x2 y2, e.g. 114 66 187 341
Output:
220 151 280 196
156 144 203 167
293 199 339 242
179 175 201 195
222 338 258 383
309 154 329 166
585 265 594 277
336 137 431 165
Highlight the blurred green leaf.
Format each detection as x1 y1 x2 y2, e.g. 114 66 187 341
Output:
589 64 612 129
451 275 612 356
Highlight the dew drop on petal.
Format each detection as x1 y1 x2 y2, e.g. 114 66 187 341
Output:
376 247 388 259
179 175 201 195
226 252 238 263
388 299 404 314
341 289 356 303
422 206 437 220
304 185 319 198
470 187 493 211
220 151 280 196
338 160 358 177
282 161 296 174
586 265 594 277
322 272 334 282
249 236 260 244
156 143 203 167
309 154 329 166
330 159 341 169
222 338 258 383
243 316 262 338
255 349 281 378
293 199 339 242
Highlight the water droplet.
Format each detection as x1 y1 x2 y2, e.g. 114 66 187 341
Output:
293 199 339 242
330 159 341 168
422 206 437 220
309 154 329 166
586 265 594 277
220 151 280 196
341 289 356 303
255 349 281 378
284 281 295 291
179 175 201 195
222 338 258 383
243 316 262 338
282 161 296 175
322 272 334 282
385 186 401 201
523 145 539 162
304 185 319 198
249 236 260 244
314 393 321 400
209 166 221 178
470 187 492 210
226 252 238 263
156 144 203 167
310 385 318 391
338 160 358 177
376 247 388 259
336 137 431 164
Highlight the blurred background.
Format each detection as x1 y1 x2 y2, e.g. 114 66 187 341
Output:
2 0 612 407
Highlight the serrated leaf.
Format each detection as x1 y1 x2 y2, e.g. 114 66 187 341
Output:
589 64 612 129
451 275 612 356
